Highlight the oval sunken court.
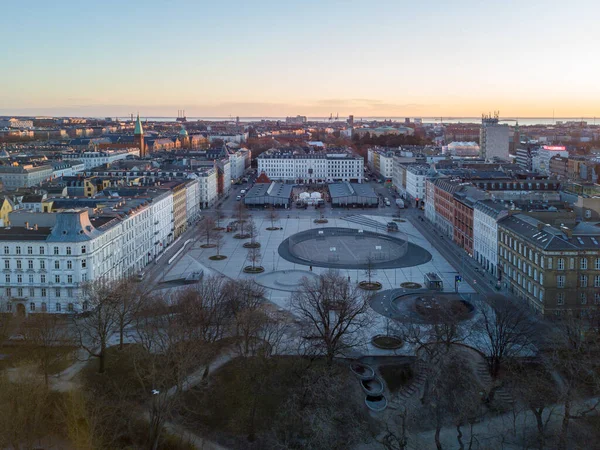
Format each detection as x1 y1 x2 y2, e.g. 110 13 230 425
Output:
278 227 432 270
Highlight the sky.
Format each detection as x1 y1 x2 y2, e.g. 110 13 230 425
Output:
1 0 599 118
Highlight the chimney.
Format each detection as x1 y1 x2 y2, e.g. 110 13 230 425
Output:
560 225 572 239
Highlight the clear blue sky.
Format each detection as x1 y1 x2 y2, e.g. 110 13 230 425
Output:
1 0 599 117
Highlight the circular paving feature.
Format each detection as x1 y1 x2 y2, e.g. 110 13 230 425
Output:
278 227 432 269
254 270 318 292
370 289 476 324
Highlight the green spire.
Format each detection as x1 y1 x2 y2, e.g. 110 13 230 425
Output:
134 113 144 135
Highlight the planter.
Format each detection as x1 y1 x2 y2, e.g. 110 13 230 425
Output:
243 242 261 248
361 377 385 396
400 282 422 289
209 255 227 261
350 362 375 380
266 227 281 231
372 335 403 350
313 219 328 224
200 243 217 248
358 281 382 291
233 233 250 239
365 395 388 412
243 266 265 274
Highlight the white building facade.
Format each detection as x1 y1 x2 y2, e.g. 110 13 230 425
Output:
63 148 140 170
473 201 508 277
405 166 429 202
258 151 364 184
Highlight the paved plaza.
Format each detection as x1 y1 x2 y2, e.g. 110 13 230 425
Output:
162 213 475 311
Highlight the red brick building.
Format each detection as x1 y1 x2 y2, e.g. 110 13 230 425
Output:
452 187 485 256
433 178 460 237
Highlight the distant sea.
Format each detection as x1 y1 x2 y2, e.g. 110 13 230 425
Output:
123 117 599 126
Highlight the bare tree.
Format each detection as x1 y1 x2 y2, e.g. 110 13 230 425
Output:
479 295 535 378
199 216 217 247
0 374 52 450
213 231 225 258
267 206 279 230
246 217 259 247
246 245 262 271
113 277 145 351
214 205 226 230
363 256 377 286
75 280 121 373
291 271 373 365
233 201 249 236
24 313 74 386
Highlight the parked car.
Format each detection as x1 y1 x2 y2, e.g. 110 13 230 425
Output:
236 195 242 201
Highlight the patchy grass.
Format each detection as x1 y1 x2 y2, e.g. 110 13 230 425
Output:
0 344 77 373
180 356 363 446
379 364 414 393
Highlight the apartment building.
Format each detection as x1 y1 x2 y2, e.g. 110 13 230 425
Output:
367 148 395 179
473 200 509 277
0 164 53 188
498 214 600 315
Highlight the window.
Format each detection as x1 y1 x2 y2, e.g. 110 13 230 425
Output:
595 275 600 288
55 288 61 298
41 288 46 297
41 302 47 312
557 258 564 270
67 275 73 283
54 260 60 270
3 260 8 269
67 288 73 298
81 245 86 254
40 260 45 270
67 303 74 312
55 275 60 283
16 274 22 283
82 301 88 311
570 258 575 270
557 292 565 305
6 288 11 297
16 260 21 269
28 260 33 269
581 258 588 270
557 275 565 288
29 288 34 297
67 260 72 270
580 275 588 288
16 246 21 255
81 260 86 268
39 247 44 255
5 302 11 312
595 293 600 305
547 258 552 269
56 303 61 312
28 274 34 283
17 288 23 297
580 293 587 305
596 258 600 270
40 274 46 283
66 247 72 255
27 246 32 255
81 273 87 282
4 274 9 283
29 302 35 311
53 246 59 255
3 246 8 254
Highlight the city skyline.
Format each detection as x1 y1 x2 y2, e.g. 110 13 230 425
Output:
2 0 600 117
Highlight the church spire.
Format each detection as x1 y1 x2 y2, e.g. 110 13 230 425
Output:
134 113 144 136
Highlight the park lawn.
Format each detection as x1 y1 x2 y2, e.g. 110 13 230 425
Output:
179 355 363 445
0 344 78 373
